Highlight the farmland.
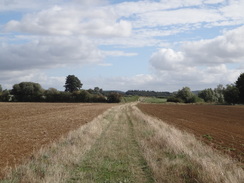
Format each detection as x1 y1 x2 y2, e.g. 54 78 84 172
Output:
1 102 243 182
138 103 244 163
0 103 244 183
0 102 116 178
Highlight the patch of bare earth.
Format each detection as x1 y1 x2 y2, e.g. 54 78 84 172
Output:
0 102 116 178
137 103 244 163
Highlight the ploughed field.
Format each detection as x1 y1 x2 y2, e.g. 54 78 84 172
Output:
138 103 244 163
0 102 116 177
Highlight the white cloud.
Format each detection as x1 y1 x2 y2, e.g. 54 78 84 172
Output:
0 70 61 89
1 0 244 92
0 0 108 12
0 36 103 71
102 50 138 57
150 49 185 71
4 6 132 37
148 26 244 90
183 25 244 65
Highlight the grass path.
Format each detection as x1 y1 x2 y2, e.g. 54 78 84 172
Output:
69 104 154 183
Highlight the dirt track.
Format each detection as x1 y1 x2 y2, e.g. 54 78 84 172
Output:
137 103 244 162
0 102 116 177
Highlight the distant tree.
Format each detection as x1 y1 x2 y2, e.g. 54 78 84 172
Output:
11 82 44 102
44 88 60 102
0 90 11 102
198 88 216 102
94 87 100 94
64 75 82 92
176 87 195 103
224 84 240 104
107 92 122 103
214 84 225 103
235 73 244 103
0 84 2 93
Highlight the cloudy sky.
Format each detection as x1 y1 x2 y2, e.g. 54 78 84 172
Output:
0 0 244 92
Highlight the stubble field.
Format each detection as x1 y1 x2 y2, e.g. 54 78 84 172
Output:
0 102 116 178
137 103 244 163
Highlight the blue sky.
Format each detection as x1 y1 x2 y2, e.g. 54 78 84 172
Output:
0 0 244 92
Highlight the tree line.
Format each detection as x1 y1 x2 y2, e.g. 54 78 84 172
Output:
0 75 121 103
168 73 244 104
0 73 243 104
125 90 171 98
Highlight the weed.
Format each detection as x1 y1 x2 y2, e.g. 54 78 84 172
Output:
202 134 214 140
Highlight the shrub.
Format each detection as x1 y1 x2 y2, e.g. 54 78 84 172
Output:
107 92 122 103
167 96 183 103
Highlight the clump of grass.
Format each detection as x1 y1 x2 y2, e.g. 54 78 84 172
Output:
202 134 214 140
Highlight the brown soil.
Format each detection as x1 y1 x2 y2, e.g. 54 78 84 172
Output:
137 103 244 163
0 102 116 178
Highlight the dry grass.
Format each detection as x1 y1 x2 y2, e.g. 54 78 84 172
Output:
131 103 244 183
69 104 153 183
1 107 114 183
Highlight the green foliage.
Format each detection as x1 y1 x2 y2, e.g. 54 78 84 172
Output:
167 96 183 103
202 134 214 140
142 97 167 103
176 87 197 103
198 85 225 103
64 75 82 92
235 73 244 103
176 87 194 103
224 84 240 104
107 92 122 103
188 95 204 103
11 82 44 102
0 90 12 102
122 96 140 103
198 88 216 102
167 87 202 103
0 84 2 93
44 88 60 102
125 90 171 97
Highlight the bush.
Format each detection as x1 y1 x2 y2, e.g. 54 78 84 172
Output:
188 95 204 103
167 96 183 103
107 92 122 103
176 87 195 103
224 85 240 104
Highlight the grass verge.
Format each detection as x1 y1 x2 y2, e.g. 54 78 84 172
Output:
131 104 244 183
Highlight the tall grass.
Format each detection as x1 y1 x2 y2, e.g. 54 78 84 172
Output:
131 104 244 183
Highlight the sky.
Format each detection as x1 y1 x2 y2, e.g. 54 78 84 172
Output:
0 0 244 92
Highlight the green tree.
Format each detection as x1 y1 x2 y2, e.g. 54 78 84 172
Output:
214 84 225 103
235 73 244 103
107 92 122 103
198 88 216 102
176 87 195 103
0 84 2 93
223 84 240 104
64 75 82 92
11 82 44 102
0 90 11 102
44 88 60 102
